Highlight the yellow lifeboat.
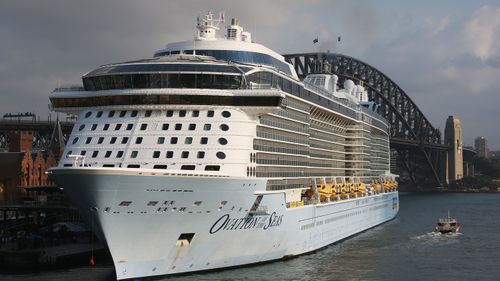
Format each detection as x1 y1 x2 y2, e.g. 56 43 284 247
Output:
357 182 366 197
373 181 382 193
317 184 333 201
350 182 358 197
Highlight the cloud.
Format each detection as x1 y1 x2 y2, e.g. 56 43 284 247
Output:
463 5 500 60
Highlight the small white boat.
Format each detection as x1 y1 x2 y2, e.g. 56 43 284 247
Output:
434 211 460 234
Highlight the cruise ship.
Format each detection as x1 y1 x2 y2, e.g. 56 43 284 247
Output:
48 12 399 280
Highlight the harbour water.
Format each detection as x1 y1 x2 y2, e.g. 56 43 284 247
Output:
2 192 500 281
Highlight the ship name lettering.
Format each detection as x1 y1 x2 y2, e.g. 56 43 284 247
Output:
209 213 283 234
263 212 283 230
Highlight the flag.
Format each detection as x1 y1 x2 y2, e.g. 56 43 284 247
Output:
313 37 318 44
90 257 95 266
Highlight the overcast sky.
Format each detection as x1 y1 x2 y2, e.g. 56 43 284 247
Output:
1 0 500 149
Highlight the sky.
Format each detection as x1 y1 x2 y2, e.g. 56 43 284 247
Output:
1 0 500 149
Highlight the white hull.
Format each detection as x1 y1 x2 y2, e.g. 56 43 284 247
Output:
53 168 398 280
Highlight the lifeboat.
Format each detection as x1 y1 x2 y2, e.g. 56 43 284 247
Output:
317 184 333 201
372 181 382 193
357 182 366 196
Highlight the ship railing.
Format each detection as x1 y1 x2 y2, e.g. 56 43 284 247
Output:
67 155 86 167
54 86 85 92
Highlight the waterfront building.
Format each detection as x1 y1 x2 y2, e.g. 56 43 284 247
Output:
474 136 489 158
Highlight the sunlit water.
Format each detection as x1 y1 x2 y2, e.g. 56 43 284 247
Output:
2 193 500 281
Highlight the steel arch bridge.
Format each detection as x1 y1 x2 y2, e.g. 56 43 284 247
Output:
284 52 447 188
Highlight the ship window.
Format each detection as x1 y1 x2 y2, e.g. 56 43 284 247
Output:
72 137 79 144
126 123 133 130
185 137 193 144
192 110 199 117
105 151 112 158
140 123 147 130
162 123 169 130
216 152 226 159
98 137 104 144
119 111 126 117
181 165 195 170
85 137 92 144
153 164 167 169
145 110 152 117
136 137 143 144
121 137 129 144
115 124 122 130
220 124 229 131
181 151 189 158
153 151 160 158
188 124 196 130
91 124 97 131
92 151 98 158
119 201 132 206
96 111 103 118
193 201 202 206
131 110 138 117
207 110 214 117
147 201 159 206
218 138 228 145
65 151 72 158
64 164 73 167
179 110 186 117
131 151 138 158
166 151 174 158
85 111 92 118
175 123 182 130
103 164 115 167
205 165 220 171
158 137 165 144
110 137 117 144
222 111 231 118
80 150 86 156
170 137 178 144
78 124 85 131
166 110 174 117
108 111 115 118
197 151 205 159
127 164 140 168
103 124 110 131
203 124 211 131
116 151 124 158
200 137 208 144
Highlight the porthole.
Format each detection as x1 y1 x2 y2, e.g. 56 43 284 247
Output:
188 124 196 131
203 124 211 131
218 138 228 145
115 124 122 130
105 151 112 158
131 151 138 158
181 151 189 158
85 111 92 118
91 124 97 131
170 137 178 144
110 137 117 144
136 137 143 144
103 124 110 131
119 111 126 117
126 124 133 130
131 110 138 117
98 137 104 144
216 152 226 159
140 124 147 130
145 110 152 117
108 111 115 118
197 151 205 159
166 151 174 158
166 110 174 117
153 151 160 158
222 111 231 118
92 151 98 158
78 124 85 131
220 124 229 131
72 137 79 144
207 110 214 117
179 110 186 117
200 137 208 145
96 111 103 118
157 137 165 144
116 151 124 158
162 124 169 130
85 137 92 144
121 137 129 144
175 123 182 130
192 110 199 117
